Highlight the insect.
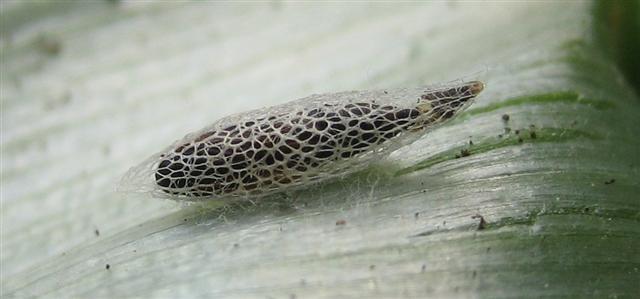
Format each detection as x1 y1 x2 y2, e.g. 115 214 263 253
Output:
120 81 484 201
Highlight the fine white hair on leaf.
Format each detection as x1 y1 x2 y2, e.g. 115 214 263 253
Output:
118 81 484 201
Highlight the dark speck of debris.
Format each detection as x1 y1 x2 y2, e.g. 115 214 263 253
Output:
36 34 62 56
105 264 110 270
455 148 471 159
498 134 503 138
421 264 427 273
472 270 477 278
101 145 111 156
504 127 511 134
335 219 347 226
183 218 188 222
384 90 388 94
469 140 474 146
233 243 240 249
94 229 100 237
369 264 376 270
514 129 520 135
502 114 510 122
471 214 487 230
414 212 420 219
530 131 537 139
604 179 616 185
517 137 523 143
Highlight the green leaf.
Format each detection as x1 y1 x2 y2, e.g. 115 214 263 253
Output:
2 2 639 298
